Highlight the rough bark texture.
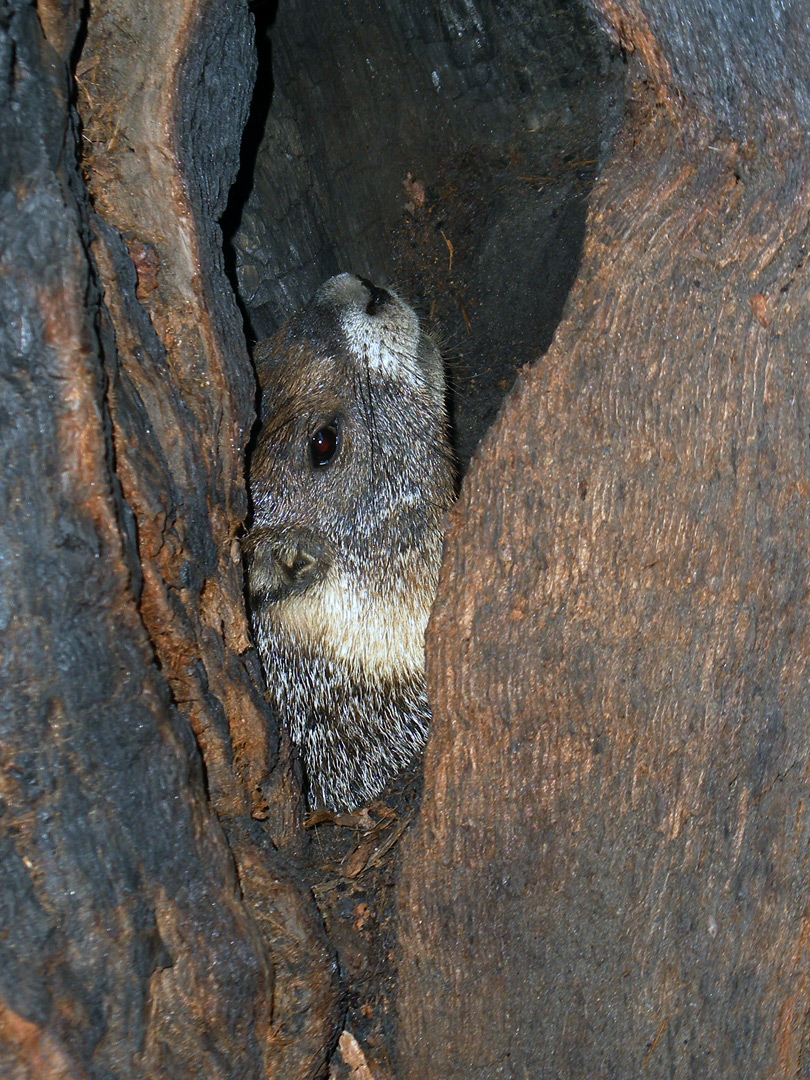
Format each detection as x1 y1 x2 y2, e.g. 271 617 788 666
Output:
1 0 339 1076
224 6 621 1071
396 1 810 1077
5 0 810 1075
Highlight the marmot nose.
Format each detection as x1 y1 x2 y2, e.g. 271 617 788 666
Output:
357 276 391 315
249 529 332 605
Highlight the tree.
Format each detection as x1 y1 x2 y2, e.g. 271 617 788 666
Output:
1 0 808 1077
397 2 810 1076
1 1 336 1076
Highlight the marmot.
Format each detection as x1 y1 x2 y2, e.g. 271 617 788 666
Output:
246 273 455 810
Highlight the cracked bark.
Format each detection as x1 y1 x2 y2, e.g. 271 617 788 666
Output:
1 0 338 1077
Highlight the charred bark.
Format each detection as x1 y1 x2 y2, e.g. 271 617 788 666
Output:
1 0 339 1076
4 0 810 1076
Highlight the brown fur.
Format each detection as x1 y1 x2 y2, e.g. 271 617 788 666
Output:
247 274 454 810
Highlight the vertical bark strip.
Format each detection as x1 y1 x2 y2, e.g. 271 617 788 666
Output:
1 0 340 1075
79 0 342 1071
0 2 275 1076
79 0 268 819
397 1 810 1076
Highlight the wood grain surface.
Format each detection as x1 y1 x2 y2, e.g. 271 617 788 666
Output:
396 1 810 1075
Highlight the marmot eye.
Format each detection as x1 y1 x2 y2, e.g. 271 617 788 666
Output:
310 422 339 468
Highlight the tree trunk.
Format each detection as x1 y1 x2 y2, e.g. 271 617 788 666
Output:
3 0 809 1077
396 2 810 1077
0 1 338 1077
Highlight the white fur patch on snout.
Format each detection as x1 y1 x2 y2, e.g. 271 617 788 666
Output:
340 302 421 381
315 273 423 382
264 567 432 681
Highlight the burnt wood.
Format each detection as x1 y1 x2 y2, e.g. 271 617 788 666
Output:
3 0 809 1076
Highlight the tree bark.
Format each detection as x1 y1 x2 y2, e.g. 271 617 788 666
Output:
4 0 810 1076
0 1 339 1076
396 2 810 1077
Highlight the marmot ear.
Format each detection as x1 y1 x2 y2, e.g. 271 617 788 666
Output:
245 526 332 606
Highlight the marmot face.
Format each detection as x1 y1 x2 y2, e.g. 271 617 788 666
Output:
247 274 455 810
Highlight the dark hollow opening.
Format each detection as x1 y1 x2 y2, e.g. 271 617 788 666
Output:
215 1 626 1061
223 0 623 471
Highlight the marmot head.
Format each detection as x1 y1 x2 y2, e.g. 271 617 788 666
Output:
247 274 455 810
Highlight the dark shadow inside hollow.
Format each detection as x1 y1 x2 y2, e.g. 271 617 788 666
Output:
223 0 623 472
216 2 625 1066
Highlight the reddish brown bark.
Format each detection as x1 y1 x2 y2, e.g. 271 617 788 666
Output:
397 2 810 1077
1 0 339 1076
5 0 810 1075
